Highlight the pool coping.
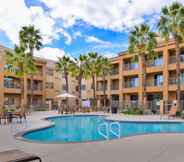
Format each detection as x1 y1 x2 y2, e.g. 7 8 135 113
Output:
15 114 184 144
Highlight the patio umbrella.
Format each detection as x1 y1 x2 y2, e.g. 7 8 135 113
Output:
56 93 76 98
56 93 76 114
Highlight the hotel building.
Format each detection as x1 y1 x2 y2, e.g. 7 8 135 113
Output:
0 45 92 110
96 40 184 113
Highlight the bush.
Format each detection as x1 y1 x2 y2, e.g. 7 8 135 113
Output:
176 111 181 117
34 107 48 111
123 106 144 115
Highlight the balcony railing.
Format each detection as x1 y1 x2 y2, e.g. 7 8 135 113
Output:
110 69 119 75
124 63 138 70
146 79 163 87
28 85 43 91
169 55 184 64
97 86 107 91
146 58 163 67
169 77 184 85
4 82 21 89
124 81 138 88
111 85 119 90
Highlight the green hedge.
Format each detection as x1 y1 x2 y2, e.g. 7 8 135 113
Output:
123 107 144 115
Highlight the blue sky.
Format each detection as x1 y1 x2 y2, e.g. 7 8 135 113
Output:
0 0 183 60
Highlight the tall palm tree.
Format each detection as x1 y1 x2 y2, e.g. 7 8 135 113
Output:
5 45 36 111
158 2 184 111
56 56 72 112
70 54 89 110
98 56 111 109
19 25 42 108
87 52 101 109
128 23 157 107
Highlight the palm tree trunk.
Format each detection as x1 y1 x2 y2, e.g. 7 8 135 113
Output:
21 77 25 113
78 76 82 111
65 71 69 113
102 72 106 111
92 74 96 110
29 48 34 109
140 54 147 108
176 40 181 111
30 76 34 109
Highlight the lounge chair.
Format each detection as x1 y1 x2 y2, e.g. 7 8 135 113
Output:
0 149 42 162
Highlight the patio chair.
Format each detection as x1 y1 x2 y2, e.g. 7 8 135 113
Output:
168 106 177 118
0 149 42 162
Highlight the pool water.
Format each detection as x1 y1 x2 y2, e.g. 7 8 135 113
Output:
23 115 184 143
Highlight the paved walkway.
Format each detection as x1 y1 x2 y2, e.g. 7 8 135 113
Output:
0 111 184 162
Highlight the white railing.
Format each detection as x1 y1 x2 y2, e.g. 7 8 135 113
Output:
98 122 121 140
98 122 109 140
109 122 121 139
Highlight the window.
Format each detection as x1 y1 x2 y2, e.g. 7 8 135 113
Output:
81 85 86 91
154 74 163 86
46 82 54 89
62 84 67 91
46 68 54 76
4 95 14 105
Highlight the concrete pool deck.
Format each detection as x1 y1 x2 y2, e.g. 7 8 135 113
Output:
1 111 184 162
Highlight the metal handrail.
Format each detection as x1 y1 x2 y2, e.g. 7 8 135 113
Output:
109 122 121 138
98 122 121 140
98 122 109 140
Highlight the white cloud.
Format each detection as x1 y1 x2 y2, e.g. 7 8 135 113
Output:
85 35 111 45
40 0 184 31
34 47 65 61
0 0 72 46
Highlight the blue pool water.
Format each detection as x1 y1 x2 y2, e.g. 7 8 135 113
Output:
23 115 184 143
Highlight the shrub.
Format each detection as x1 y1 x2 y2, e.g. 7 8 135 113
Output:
123 106 144 115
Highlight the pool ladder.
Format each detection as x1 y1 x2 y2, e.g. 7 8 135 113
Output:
98 122 121 140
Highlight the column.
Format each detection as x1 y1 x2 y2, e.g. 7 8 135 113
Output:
0 55 4 110
163 47 169 112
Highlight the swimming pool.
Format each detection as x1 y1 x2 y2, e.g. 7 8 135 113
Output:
23 115 184 143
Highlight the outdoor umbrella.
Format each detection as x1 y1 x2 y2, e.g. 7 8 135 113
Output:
56 93 76 98
56 93 76 113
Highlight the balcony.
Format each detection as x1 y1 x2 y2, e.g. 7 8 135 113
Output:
124 63 138 70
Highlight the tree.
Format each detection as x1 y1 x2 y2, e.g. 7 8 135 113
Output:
5 45 36 112
19 25 42 108
70 54 89 110
128 23 157 107
158 2 184 111
87 52 101 110
98 56 111 110
56 56 72 112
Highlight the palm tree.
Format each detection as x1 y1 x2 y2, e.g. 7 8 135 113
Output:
98 56 111 110
70 54 89 110
158 2 184 111
128 23 157 107
56 56 72 112
19 25 42 108
87 52 101 110
5 45 36 112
